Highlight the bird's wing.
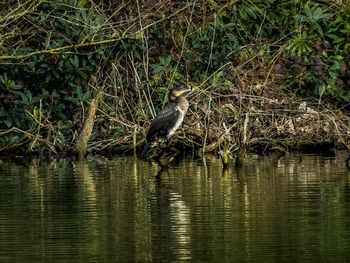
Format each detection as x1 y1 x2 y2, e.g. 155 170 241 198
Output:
146 103 180 142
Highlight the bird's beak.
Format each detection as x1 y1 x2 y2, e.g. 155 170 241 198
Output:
180 85 192 96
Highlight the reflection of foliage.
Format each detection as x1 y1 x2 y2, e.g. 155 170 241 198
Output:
0 0 349 154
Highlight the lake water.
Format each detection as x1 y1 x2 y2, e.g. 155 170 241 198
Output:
0 154 349 262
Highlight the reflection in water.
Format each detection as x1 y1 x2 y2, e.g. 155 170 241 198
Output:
151 171 192 262
0 154 349 262
169 192 191 261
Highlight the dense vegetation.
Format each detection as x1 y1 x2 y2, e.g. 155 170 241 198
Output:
0 0 349 158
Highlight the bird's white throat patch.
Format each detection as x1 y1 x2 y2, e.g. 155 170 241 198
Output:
167 106 185 138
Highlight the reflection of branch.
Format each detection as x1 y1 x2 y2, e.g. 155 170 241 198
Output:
0 4 190 61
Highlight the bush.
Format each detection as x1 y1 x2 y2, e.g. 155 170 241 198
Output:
0 0 349 155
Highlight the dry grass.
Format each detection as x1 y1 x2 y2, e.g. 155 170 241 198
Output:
0 1 349 157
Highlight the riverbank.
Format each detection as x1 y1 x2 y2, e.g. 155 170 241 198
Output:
1 1 349 159
1 71 349 159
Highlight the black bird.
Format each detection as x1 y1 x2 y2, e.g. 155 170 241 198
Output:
140 85 191 157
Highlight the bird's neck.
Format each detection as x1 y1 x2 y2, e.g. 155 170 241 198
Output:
176 96 189 112
170 96 183 103
169 94 177 103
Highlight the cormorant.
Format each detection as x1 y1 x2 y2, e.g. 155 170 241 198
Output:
140 85 191 157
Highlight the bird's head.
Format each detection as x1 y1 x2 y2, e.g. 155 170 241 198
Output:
169 84 191 102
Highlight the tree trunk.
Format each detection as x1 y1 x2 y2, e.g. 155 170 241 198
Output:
76 90 103 158
235 113 249 168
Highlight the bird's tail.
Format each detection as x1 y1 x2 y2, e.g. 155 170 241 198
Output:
139 143 149 158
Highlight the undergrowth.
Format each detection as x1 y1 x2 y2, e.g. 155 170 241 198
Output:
0 0 349 156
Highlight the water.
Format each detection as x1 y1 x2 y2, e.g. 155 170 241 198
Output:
0 154 349 262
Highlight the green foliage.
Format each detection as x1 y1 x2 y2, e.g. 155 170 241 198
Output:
283 2 350 103
0 0 350 154
151 56 182 84
184 14 241 75
0 1 109 152
295 4 331 35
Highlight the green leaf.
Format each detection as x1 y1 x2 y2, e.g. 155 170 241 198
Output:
76 86 82 97
294 14 306 22
82 92 91 102
334 55 344 60
315 23 323 36
69 55 80 69
5 80 15 89
209 0 219 10
64 96 78 103
315 84 326 96
4 118 12 128
33 106 40 119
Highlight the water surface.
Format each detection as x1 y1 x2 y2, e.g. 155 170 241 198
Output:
0 154 349 262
